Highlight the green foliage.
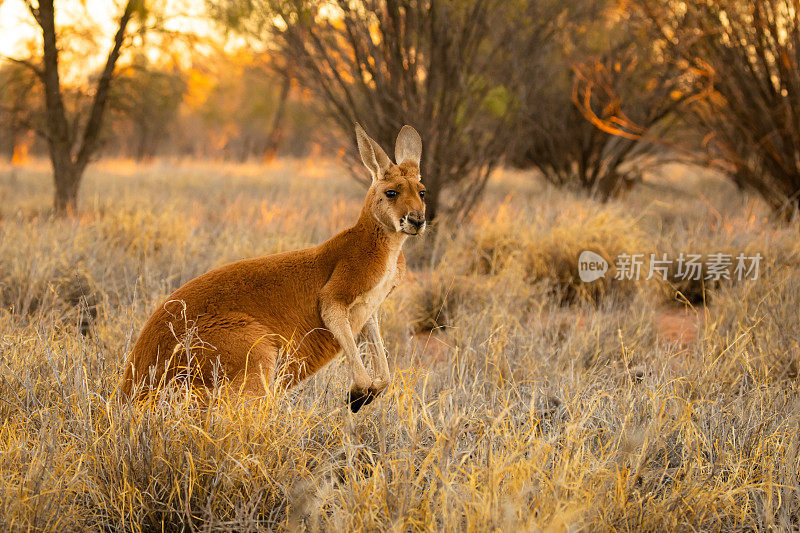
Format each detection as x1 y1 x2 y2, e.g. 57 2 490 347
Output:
481 85 511 118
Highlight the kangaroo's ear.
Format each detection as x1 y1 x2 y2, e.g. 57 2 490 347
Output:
355 123 391 181
395 125 422 167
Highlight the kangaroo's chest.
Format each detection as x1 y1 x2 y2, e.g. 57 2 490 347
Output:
349 253 402 332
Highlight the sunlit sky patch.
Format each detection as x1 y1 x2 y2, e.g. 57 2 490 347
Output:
0 0 221 63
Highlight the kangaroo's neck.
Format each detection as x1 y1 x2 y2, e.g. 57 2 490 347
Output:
354 204 407 254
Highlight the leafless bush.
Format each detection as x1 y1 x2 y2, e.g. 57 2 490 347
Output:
640 0 800 216
213 0 559 220
109 54 187 162
510 3 689 199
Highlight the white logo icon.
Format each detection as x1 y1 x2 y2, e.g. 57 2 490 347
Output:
578 250 608 282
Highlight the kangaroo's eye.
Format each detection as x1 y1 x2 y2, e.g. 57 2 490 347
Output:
419 190 425 199
385 190 398 199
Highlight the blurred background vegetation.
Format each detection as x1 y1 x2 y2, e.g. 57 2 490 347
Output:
2 0 799 220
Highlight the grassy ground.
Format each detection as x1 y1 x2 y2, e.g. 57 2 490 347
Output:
0 158 799 531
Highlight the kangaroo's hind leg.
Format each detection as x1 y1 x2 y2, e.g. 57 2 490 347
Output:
228 361 274 396
190 316 279 397
225 331 279 397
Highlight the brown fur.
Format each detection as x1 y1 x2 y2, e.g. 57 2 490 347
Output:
119 125 425 409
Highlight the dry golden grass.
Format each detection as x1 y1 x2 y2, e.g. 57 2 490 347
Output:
1 159 799 531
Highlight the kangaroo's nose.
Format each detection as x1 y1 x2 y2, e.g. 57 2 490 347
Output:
407 213 425 229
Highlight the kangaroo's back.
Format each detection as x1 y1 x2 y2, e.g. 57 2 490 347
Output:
121 236 341 396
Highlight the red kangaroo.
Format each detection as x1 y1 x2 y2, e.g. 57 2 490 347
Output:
119 124 426 412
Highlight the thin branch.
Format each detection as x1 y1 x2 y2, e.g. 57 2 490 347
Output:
74 0 136 171
1 56 43 78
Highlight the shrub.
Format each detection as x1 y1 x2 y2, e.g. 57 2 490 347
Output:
448 199 654 305
640 0 800 216
212 0 562 220
509 1 686 199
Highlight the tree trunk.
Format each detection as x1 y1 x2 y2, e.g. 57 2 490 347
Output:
6 126 18 161
424 179 441 223
595 172 620 201
263 75 292 163
53 163 81 214
51 151 82 214
135 119 149 161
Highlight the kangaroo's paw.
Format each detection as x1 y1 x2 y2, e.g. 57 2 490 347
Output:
348 386 377 413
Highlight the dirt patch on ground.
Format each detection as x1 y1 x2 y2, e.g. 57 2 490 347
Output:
656 306 700 345
408 332 452 366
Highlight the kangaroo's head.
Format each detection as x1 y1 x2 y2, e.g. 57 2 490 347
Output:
355 123 426 236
